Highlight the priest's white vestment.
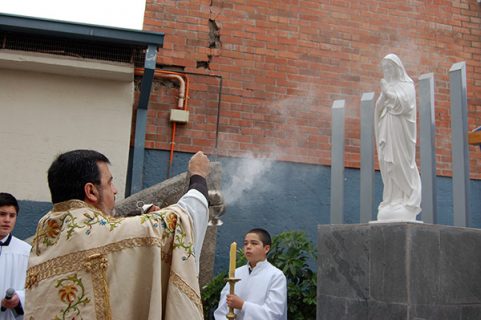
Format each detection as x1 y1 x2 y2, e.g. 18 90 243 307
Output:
25 189 208 320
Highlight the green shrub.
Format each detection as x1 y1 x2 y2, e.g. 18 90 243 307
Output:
201 230 317 319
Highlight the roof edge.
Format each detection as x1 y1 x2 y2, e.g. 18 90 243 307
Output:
0 13 164 47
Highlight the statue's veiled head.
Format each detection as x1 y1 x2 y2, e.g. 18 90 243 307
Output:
381 53 413 83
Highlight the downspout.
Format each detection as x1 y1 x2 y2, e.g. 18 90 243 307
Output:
134 68 189 177
130 45 158 196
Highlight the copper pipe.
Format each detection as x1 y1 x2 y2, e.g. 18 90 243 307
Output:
134 68 190 177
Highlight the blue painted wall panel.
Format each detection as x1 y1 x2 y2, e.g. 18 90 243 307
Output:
14 200 51 240
142 150 481 274
11 149 481 278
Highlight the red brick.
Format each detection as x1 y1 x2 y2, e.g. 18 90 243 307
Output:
140 0 481 179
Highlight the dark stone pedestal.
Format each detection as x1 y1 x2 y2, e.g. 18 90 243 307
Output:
317 223 481 320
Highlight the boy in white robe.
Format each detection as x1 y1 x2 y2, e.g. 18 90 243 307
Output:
214 228 287 320
0 193 31 320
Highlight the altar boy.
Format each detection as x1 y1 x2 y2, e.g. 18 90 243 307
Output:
0 193 31 320
214 228 287 320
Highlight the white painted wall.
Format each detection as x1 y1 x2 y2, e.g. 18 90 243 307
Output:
0 0 146 30
0 51 134 202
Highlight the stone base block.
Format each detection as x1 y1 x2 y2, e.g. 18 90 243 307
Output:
317 223 481 320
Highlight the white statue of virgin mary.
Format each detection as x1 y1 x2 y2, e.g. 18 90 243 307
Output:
374 53 422 222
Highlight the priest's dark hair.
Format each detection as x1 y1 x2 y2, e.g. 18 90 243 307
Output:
48 149 110 204
0 192 19 214
246 228 272 246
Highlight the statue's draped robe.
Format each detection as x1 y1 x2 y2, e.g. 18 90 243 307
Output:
25 198 205 320
375 73 421 216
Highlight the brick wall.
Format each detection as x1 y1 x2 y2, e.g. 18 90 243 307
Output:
140 0 481 178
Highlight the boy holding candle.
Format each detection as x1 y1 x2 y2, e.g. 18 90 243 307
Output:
214 228 287 320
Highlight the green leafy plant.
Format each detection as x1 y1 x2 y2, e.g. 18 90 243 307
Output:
201 269 229 319
270 231 317 320
201 249 246 319
201 230 317 319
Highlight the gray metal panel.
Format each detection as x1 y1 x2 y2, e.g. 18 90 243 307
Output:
130 45 157 194
131 108 148 195
0 13 164 46
419 73 437 224
330 100 345 224
137 44 157 111
360 92 375 223
449 62 470 227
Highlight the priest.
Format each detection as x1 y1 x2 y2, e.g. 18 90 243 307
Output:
25 149 210 320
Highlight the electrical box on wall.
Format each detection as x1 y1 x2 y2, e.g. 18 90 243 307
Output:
170 109 189 123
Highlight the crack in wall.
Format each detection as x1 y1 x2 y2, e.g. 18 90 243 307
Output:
197 18 221 69
208 19 221 49
196 55 212 69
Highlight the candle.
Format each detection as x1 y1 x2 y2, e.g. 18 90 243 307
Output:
229 242 237 278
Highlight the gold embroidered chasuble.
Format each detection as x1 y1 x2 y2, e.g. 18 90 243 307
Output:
25 200 203 320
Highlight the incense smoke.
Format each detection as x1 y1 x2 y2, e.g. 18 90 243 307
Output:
220 86 322 206
222 154 275 206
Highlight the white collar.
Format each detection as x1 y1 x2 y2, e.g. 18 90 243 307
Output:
0 234 10 243
249 259 268 271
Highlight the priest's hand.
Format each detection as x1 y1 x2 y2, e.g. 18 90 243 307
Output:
1 292 20 309
146 205 160 213
226 293 244 310
188 151 210 178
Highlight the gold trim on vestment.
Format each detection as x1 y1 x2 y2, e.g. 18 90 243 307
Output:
26 237 164 289
52 199 99 212
170 271 203 315
84 253 111 320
